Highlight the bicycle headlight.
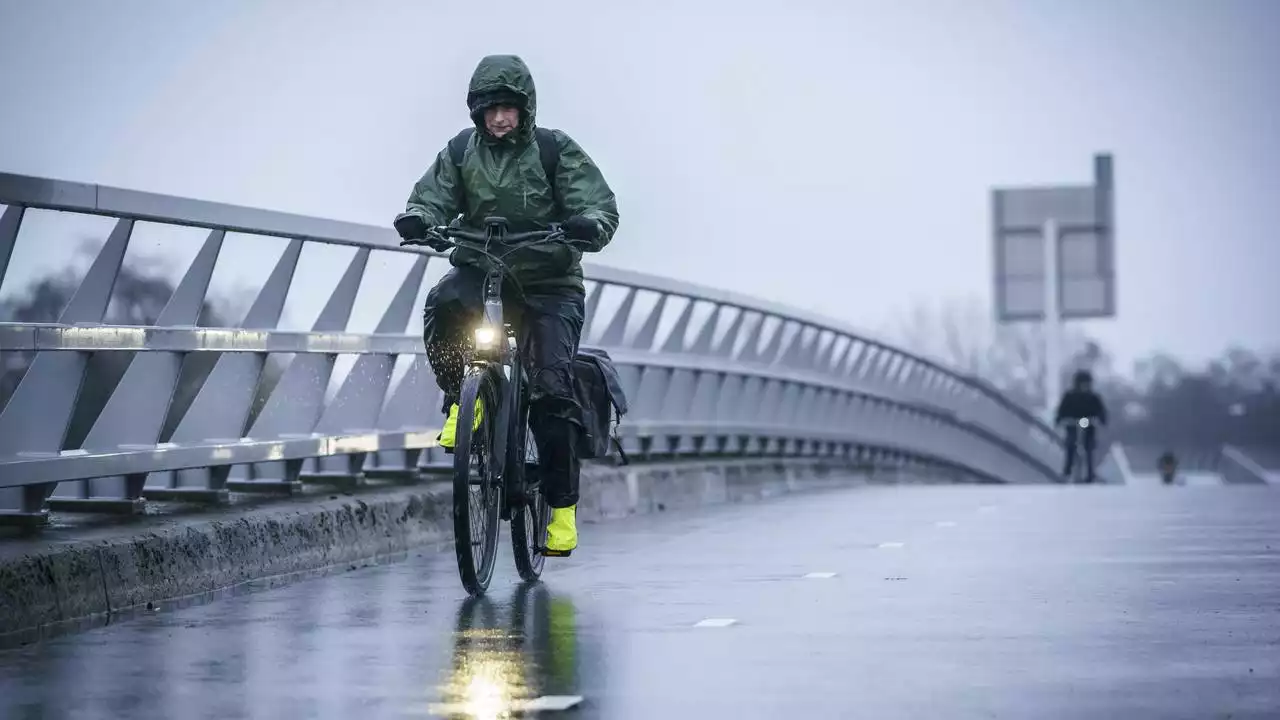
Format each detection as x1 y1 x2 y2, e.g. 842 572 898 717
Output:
474 326 497 347
1077 418 1090 429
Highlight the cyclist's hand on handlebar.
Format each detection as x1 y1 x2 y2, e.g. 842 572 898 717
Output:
394 215 451 251
394 215 429 242
562 215 599 244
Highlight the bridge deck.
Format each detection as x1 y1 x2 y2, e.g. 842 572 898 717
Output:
1 483 1277 719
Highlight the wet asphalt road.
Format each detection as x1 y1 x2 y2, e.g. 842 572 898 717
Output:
2 482 1278 720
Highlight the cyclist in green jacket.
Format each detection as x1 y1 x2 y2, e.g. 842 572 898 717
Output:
393 54 620 557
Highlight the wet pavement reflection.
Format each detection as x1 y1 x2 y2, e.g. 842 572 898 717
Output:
429 584 582 718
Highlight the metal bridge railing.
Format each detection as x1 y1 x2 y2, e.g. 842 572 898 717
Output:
0 172 1064 526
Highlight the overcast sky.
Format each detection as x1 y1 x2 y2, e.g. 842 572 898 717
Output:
1 0 1277 372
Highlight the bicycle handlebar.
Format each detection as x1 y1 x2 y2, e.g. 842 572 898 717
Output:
434 225 565 245
400 224 568 248
398 222 587 298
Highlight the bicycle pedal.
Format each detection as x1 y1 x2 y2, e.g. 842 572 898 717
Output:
536 546 573 558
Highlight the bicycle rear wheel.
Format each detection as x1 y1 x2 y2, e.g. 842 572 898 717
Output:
511 421 551 582
453 367 501 595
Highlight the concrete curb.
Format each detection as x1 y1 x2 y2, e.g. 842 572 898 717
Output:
0 459 868 645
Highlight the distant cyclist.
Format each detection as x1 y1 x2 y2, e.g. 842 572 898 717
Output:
1054 369 1109 483
1158 451 1179 486
392 54 620 557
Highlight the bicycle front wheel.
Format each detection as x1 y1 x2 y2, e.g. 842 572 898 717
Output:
453 367 501 595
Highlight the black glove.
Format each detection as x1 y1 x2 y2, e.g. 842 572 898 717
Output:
394 214 429 241
562 215 599 245
394 214 450 251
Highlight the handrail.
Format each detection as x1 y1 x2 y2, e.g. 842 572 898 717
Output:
0 171 1059 441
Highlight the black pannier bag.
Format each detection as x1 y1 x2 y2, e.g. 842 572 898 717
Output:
572 348 630 464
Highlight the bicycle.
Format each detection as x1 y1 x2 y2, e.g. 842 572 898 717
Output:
1064 416 1101 484
400 216 584 595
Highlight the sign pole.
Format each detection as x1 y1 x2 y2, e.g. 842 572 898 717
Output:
1042 217 1062 424
991 152 1115 435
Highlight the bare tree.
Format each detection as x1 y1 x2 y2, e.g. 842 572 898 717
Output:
887 295 1098 410
889 296 1280 451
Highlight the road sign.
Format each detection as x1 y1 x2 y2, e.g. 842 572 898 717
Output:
991 154 1115 323
990 153 1116 424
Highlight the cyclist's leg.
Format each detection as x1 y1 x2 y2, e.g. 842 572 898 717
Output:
1062 425 1078 477
423 268 484 448
518 287 586 554
1083 426 1097 482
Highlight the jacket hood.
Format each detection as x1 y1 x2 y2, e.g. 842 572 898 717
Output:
467 54 537 141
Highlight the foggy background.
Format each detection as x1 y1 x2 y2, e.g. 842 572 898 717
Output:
1 0 1277 380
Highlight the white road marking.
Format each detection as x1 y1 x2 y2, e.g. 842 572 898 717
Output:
694 618 738 628
877 542 905 549
935 521 957 528
803 571 837 579
526 696 585 711
427 695 584 715
978 505 998 513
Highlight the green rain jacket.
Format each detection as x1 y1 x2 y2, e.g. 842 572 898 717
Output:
397 54 620 293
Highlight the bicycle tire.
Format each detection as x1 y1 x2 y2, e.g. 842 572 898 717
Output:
511 420 551 582
453 367 501 595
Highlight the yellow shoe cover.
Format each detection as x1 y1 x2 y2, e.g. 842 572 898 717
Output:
544 504 577 557
437 399 484 450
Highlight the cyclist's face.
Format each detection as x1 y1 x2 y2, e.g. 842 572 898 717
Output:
484 105 520 138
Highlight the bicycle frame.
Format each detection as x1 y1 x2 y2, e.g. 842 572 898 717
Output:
481 269 526 517
435 218 566 514
473 268 511 366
